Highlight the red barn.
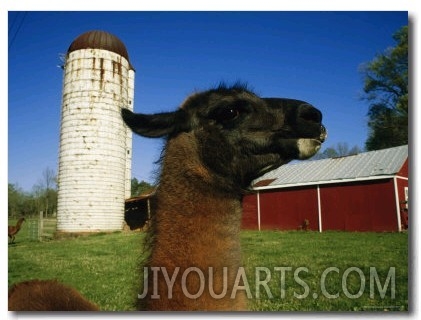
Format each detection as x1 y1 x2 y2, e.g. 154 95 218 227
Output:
242 145 408 232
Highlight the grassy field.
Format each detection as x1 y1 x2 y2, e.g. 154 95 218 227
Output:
8 219 408 312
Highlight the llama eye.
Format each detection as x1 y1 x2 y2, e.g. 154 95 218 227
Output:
221 108 240 120
210 106 241 124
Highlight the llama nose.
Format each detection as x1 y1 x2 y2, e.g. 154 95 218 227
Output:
296 103 326 142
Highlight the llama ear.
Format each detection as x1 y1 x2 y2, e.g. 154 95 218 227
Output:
121 108 188 138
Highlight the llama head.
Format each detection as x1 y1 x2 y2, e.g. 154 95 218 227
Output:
122 84 326 190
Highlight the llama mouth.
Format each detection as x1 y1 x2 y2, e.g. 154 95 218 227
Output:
319 125 327 142
256 136 324 177
297 138 323 159
300 124 327 156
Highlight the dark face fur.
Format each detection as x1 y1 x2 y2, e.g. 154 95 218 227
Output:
122 85 326 189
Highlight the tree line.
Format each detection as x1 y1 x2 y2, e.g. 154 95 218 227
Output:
8 169 155 218
8 168 57 218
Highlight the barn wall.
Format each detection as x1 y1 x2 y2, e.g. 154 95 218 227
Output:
396 176 409 230
258 187 319 231
398 159 408 177
320 179 398 232
243 176 408 232
396 177 408 204
396 159 409 230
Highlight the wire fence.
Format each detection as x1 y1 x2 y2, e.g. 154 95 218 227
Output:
27 212 57 241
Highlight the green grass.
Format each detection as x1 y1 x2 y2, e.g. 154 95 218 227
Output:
8 219 408 311
241 231 408 311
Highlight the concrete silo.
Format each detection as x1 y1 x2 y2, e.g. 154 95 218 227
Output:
57 30 135 233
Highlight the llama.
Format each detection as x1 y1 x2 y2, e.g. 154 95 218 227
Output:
8 84 326 311
122 84 326 311
8 217 25 244
8 279 99 311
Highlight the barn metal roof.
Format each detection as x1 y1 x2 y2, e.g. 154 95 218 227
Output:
254 145 408 189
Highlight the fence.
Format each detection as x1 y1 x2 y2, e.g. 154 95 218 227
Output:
27 212 57 241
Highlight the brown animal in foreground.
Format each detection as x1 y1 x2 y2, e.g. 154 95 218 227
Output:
8 84 326 311
8 280 99 311
8 217 25 244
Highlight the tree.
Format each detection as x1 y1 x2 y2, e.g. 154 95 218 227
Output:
34 167 57 216
131 178 154 197
8 168 58 218
312 142 363 160
361 25 408 151
8 183 23 217
8 183 36 217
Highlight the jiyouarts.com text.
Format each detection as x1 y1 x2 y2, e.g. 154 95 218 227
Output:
138 266 396 300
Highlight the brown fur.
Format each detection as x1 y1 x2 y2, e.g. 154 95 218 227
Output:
8 217 25 244
140 133 247 310
8 279 99 311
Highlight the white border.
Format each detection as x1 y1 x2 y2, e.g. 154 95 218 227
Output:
2 2 418 320
0 0 419 11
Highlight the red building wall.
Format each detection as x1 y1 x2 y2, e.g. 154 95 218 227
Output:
242 187 319 231
320 180 398 232
259 187 319 230
242 174 408 232
398 159 408 177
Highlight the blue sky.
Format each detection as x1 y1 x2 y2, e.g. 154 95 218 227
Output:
8 11 408 191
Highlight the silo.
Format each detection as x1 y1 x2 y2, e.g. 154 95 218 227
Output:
57 30 135 233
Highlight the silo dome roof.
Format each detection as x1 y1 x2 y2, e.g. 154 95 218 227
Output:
67 30 134 70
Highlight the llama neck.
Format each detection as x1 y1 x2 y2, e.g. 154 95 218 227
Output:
142 133 246 311
16 219 24 229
